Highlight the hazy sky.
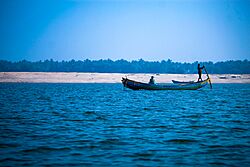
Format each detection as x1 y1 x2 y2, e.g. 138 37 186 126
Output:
0 0 250 62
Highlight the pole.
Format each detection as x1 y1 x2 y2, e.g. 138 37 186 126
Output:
204 66 212 89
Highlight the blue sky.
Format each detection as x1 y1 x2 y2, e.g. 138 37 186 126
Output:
0 0 249 62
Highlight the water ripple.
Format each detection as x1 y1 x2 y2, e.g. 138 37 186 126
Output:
0 83 249 166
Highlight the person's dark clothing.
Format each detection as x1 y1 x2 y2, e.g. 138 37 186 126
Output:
149 77 155 84
198 65 204 81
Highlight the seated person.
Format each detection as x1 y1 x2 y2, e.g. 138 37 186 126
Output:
149 76 155 84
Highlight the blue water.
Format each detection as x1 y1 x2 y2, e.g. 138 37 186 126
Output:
0 83 249 166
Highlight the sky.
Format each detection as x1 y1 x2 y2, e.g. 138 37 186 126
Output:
0 0 250 62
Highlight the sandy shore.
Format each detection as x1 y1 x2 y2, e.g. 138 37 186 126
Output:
0 72 250 83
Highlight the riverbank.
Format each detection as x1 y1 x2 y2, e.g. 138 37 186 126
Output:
0 72 250 83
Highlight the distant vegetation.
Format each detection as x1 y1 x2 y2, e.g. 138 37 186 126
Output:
0 59 249 74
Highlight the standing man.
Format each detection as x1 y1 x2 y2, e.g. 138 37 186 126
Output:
198 64 204 81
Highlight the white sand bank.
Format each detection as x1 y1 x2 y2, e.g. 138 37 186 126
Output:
0 72 249 83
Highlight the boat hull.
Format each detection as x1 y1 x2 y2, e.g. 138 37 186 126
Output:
122 78 210 90
172 80 195 84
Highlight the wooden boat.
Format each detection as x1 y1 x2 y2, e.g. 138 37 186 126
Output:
122 77 211 90
172 80 195 84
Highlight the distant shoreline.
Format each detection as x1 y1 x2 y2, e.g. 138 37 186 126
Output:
0 72 250 83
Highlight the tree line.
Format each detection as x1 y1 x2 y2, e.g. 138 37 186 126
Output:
0 59 249 74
